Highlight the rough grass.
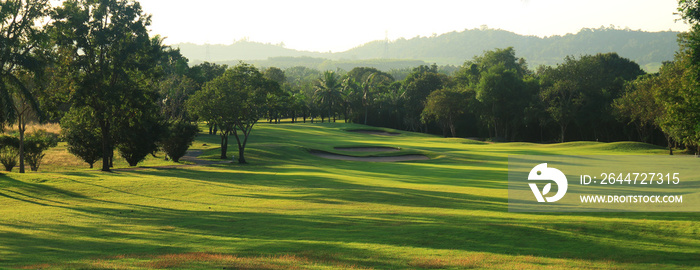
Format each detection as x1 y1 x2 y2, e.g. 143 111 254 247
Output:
0 122 697 269
4 122 62 135
2 122 178 172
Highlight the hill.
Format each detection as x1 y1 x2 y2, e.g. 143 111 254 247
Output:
173 27 680 72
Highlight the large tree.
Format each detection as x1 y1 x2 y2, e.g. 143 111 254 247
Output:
671 2 700 151
52 0 162 171
476 64 528 140
188 63 279 163
314 71 342 122
653 52 700 152
1 0 50 173
539 75 584 143
402 65 449 132
614 74 666 145
421 87 471 137
538 53 644 142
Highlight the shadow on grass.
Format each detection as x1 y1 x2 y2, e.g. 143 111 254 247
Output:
2 121 699 268
131 166 700 266
3 203 698 268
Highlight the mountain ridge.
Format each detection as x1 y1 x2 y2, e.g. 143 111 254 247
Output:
173 27 680 72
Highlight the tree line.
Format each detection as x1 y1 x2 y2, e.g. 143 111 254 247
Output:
2 0 699 174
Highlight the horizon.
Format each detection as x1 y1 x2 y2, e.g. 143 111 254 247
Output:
134 0 689 52
167 26 684 53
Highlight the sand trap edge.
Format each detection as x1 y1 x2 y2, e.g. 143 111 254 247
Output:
334 146 400 152
309 150 428 162
345 129 401 136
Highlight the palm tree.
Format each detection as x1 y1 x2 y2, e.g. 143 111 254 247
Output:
314 71 343 122
341 77 362 123
1 0 49 173
360 73 377 125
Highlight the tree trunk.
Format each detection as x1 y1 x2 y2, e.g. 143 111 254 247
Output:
449 122 456 138
364 106 368 125
100 120 111 172
560 124 567 143
328 104 332 123
233 124 254 164
220 132 228 159
18 118 25 173
237 132 248 164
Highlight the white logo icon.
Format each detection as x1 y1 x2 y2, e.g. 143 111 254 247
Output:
528 163 568 202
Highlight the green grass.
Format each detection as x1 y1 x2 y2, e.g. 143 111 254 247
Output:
0 122 698 269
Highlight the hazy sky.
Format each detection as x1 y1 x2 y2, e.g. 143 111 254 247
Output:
133 0 689 52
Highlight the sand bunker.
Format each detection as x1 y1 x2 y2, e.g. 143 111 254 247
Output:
346 129 400 136
334 146 400 152
310 150 428 162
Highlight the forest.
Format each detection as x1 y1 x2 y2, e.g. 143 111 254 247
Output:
2 0 700 174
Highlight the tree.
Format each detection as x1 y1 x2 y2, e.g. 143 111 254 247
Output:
114 99 165 166
614 75 665 144
188 63 279 163
0 135 20 172
61 107 102 168
158 75 198 120
653 53 700 153
24 130 59 171
314 71 343 122
1 0 50 173
160 121 199 163
188 74 234 159
538 53 644 142
454 48 531 141
187 62 227 87
264 67 286 85
9 70 43 173
671 3 700 152
678 0 700 74
540 78 584 142
456 47 528 87
402 65 449 132
475 64 527 141
341 77 362 123
421 87 471 137
52 0 162 171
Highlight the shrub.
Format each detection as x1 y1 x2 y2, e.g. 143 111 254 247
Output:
161 121 200 162
0 136 20 172
61 108 103 168
24 130 59 172
0 146 18 172
116 118 165 167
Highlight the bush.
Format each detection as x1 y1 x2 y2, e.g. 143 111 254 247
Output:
0 146 18 172
116 117 165 167
161 121 200 162
61 108 103 169
0 136 20 172
24 130 59 172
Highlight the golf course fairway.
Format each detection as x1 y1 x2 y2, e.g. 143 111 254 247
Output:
0 123 697 269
